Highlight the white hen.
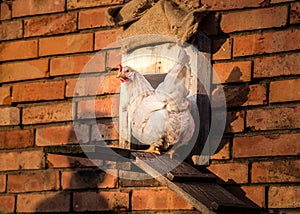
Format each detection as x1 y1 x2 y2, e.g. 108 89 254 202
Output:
117 50 195 156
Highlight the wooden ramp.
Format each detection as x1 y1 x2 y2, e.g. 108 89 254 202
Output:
132 152 261 214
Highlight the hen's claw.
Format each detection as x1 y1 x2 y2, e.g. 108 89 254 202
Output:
167 150 175 159
142 146 161 155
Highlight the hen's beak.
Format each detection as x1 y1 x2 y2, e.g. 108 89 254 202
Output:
116 72 124 78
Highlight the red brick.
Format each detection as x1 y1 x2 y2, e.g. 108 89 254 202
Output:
224 84 266 107
67 0 123 10
12 0 65 17
211 138 231 160
0 40 38 61
254 53 300 78
39 33 93 56
8 171 59 193
0 152 19 171
0 175 6 192
107 49 122 68
291 2 300 24
17 192 70 212
132 189 193 210
36 124 89 146
47 154 102 168
270 79 300 103
77 96 119 119
212 38 231 60
252 160 300 183
79 8 106 29
247 106 300 131
23 102 73 124
0 85 11 105
233 28 300 57
221 6 288 33
0 129 34 149
62 170 118 189
202 0 266 10
91 121 119 141
268 186 300 208
0 20 22 40
12 80 65 102
241 186 265 208
24 13 77 37
213 61 251 84
73 191 129 211
225 111 245 133
50 53 105 76
0 195 15 213
0 107 20 126
208 163 248 183
95 29 120 50
119 170 161 187
66 75 120 97
233 133 300 158
0 3 12 20
19 150 45 169
0 59 49 83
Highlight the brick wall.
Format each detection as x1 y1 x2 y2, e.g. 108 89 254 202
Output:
0 0 299 213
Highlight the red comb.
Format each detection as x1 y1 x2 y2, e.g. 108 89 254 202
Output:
118 64 122 73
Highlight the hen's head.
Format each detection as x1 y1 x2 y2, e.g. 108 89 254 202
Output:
117 65 135 83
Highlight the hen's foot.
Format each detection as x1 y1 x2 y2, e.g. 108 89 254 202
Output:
142 146 161 155
167 149 175 159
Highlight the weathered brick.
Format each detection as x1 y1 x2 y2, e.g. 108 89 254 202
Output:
95 29 119 50
0 20 22 40
12 0 65 17
66 75 120 97
67 0 123 10
252 160 300 183
39 33 93 56
213 61 251 84
291 2 300 24
23 102 73 124
17 192 70 212
19 150 45 169
247 106 300 131
208 163 248 183
268 186 300 208
0 3 12 20
0 107 20 126
0 85 11 105
233 133 300 158
225 111 245 133
0 40 38 61
0 152 19 171
91 121 119 141
202 0 266 10
212 38 231 60
62 170 118 189
271 0 295 3
119 171 161 187
12 80 65 102
0 195 15 213
233 28 300 57
221 6 288 33
0 59 49 83
47 154 102 168
211 138 230 160
77 97 119 119
270 79 300 103
0 175 6 192
24 13 77 37
50 53 105 76
0 129 34 149
241 186 266 208
73 191 129 211
224 84 266 107
254 53 300 78
36 124 89 146
79 8 106 29
8 171 59 193
132 189 193 210
107 49 122 68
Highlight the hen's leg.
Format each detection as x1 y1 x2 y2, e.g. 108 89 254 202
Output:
143 145 161 155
